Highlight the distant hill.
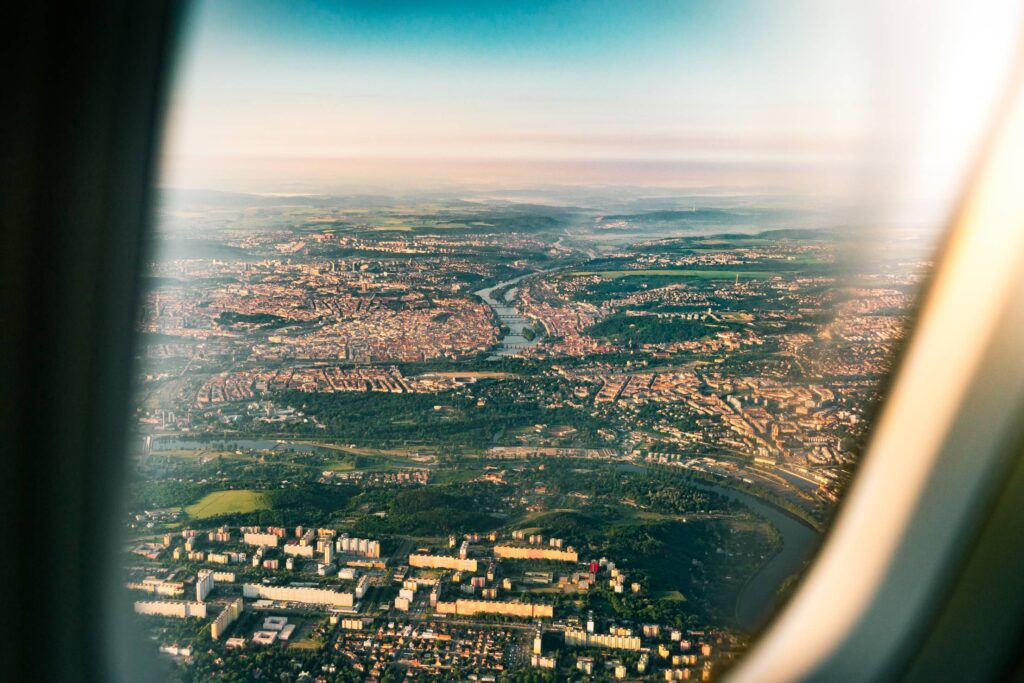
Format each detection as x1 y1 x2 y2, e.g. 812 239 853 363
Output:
158 188 334 208
593 207 809 235
754 227 833 240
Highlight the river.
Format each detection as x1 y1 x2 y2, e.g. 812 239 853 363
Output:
615 462 820 631
707 484 819 632
473 271 548 358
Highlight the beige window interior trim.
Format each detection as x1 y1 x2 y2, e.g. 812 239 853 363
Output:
728 46 1024 683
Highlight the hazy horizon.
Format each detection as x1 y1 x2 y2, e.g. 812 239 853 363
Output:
159 0 1020 235
161 0 875 197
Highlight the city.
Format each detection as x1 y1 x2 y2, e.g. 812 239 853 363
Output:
124 190 929 681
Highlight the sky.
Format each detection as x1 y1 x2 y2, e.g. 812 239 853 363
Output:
160 0 1021 207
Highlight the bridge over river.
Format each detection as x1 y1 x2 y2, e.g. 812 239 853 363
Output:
474 271 550 358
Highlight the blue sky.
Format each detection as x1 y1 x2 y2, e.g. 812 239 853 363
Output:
160 0 880 192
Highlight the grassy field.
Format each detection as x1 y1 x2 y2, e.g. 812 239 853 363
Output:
292 439 432 459
718 312 754 322
429 463 487 484
152 449 253 463
327 456 412 471
185 490 271 519
323 459 357 472
570 269 775 280
323 454 429 473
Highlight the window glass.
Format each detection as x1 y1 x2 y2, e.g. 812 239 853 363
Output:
123 1 1020 679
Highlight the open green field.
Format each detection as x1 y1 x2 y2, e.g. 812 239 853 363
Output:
322 456 420 472
153 449 253 463
323 459 357 472
719 312 754 322
429 464 487 484
570 269 776 280
185 490 271 519
288 440 436 468
322 452 429 472
292 439 432 458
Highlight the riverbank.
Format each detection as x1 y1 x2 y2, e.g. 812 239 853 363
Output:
621 459 821 630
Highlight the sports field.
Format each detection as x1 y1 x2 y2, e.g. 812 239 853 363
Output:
185 489 271 519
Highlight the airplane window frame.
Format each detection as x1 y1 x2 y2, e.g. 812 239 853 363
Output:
119 9 1024 683
7 4 1024 682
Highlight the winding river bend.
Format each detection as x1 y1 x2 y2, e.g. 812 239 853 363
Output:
704 483 820 631
618 462 821 632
